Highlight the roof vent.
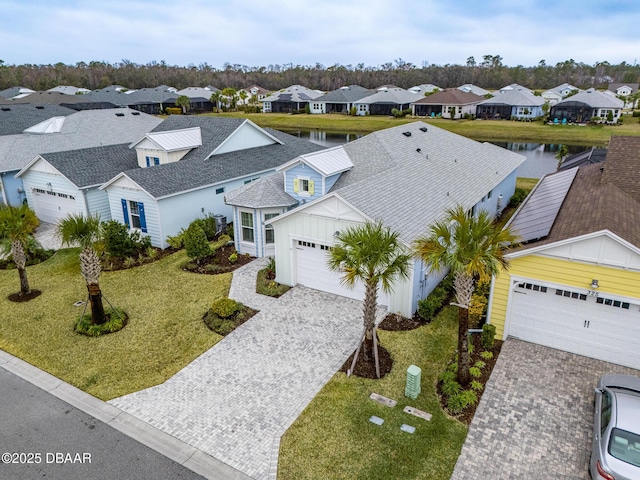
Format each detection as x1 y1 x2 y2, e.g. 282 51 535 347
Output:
1 107 10 111
115 112 125 117
131 111 140 115
416 148 421 153
36 105 44 109
402 132 411 137
419 127 428 132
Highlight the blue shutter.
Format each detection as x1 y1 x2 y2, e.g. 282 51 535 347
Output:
154 157 160 165
121 199 129 227
138 202 147 233
145 156 150 167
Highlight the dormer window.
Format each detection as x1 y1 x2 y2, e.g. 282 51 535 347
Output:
293 176 314 196
145 156 160 167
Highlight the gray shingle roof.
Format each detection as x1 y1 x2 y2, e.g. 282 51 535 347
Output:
224 173 297 208
329 122 525 243
554 88 624 109
120 127 325 198
0 104 76 136
0 108 162 173
413 89 484 106
314 85 375 103
261 85 324 103
38 144 138 188
355 88 421 105
478 89 544 107
0 91 93 105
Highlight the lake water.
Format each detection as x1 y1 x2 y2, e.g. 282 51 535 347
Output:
281 129 593 179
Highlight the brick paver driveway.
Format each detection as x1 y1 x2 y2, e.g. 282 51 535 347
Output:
110 259 369 480
451 338 640 479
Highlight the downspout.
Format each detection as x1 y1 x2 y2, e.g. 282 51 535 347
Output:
82 188 90 216
0 174 7 205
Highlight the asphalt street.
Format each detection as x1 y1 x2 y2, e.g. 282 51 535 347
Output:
0 367 205 480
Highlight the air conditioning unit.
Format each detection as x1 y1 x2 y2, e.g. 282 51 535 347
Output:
212 214 227 235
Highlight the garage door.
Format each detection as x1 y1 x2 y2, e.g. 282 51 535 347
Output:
295 240 389 305
32 188 78 224
507 280 640 369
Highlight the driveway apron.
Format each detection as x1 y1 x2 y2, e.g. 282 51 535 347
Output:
109 259 367 480
451 338 640 480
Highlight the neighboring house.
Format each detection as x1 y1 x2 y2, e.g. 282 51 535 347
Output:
0 91 106 109
0 104 75 136
308 85 374 114
0 86 36 100
16 144 138 223
260 85 324 113
408 84 441 95
607 83 639 109
353 87 421 116
499 83 534 95
476 89 545 119
122 85 179 114
0 108 161 207
487 136 640 370
412 89 484 118
237 85 270 105
550 88 624 123
232 122 525 317
175 87 215 112
47 85 91 95
558 147 608 170
541 83 579 105
99 116 324 248
457 84 492 97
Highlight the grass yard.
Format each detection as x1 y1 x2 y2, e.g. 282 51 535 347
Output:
278 306 467 480
0 247 230 400
203 112 640 145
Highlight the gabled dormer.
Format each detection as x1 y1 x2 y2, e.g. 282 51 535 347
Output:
130 126 202 167
206 119 284 157
276 146 353 203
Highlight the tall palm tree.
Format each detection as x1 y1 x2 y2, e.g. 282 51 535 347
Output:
413 205 519 385
328 221 411 377
175 95 190 114
210 91 222 112
57 214 106 325
0 204 40 296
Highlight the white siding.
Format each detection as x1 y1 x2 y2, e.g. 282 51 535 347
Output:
213 123 277 155
106 185 160 246
21 166 85 221
85 188 112 221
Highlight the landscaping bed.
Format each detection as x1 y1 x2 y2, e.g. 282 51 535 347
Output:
256 267 290 297
182 243 253 274
202 298 259 336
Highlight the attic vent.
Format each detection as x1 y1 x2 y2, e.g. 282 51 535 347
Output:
131 111 140 115
416 148 421 153
36 106 45 109
419 127 428 132
1 107 10 111
402 132 411 137
115 112 125 117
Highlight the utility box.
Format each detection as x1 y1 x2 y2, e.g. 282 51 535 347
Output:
405 365 421 400
212 214 227 235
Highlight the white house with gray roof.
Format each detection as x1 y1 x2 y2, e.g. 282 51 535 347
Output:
550 88 624 123
260 85 324 113
229 122 524 316
353 88 421 116
476 89 545 119
308 85 374 114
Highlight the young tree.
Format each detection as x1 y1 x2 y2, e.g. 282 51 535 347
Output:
175 95 190 114
0 204 40 296
328 221 411 378
413 206 519 385
555 144 569 169
57 214 107 325
184 223 212 264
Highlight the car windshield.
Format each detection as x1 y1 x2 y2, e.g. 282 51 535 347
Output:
609 428 640 467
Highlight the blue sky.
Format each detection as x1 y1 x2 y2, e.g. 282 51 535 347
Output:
3 0 640 68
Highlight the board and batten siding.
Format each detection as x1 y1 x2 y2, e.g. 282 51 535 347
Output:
489 254 640 340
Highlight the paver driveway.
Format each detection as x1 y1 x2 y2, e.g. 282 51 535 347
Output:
451 338 640 479
110 259 372 480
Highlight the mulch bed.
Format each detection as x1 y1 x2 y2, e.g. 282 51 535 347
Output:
182 244 254 274
202 306 259 335
340 342 393 379
437 334 503 425
102 247 175 271
378 313 426 331
8 290 42 302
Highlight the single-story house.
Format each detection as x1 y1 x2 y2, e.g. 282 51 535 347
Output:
353 87 421 116
476 88 545 120
227 121 524 317
550 88 624 123
408 84 441 95
541 83 579 105
175 87 216 112
98 116 324 248
607 83 639 109
499 83 534 95
0 86 36 100
487 136 640 369
308 85 374 114
0 108 161 207
47 85 91 95
260 85 324 113
457 84 491 97
412 89 484 118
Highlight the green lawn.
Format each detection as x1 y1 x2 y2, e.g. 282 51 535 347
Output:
202 112 640 145
278 306 467 480
0 248 230 400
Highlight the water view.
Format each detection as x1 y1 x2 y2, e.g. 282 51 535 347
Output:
281 129 594 179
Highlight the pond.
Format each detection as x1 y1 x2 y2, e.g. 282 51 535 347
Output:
280 129 594 179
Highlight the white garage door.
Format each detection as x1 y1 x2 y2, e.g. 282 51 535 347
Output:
507 280 640 369
32 188 78 224
295 240 389 305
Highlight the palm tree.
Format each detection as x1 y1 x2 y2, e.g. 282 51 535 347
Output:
413 206 519 385
175 95 190 114
328 221 411 378
210 91 222 112
57 214 106 325
237 89 248 106
0 204 39 296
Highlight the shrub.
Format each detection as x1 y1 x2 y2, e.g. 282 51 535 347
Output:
146 246 158 260
468 293 488 328
184 224 212 263
508 187 528 208
265 256 276 279
210 298 242 319
228 252 238 264
447 361 458 373
226 224 234 240
469 366 482 378
438 370 456 384
480 350 494 360
166 229 186 249
165 107 182 115
447 393 467 413
102 220 151 259
191 215 219 241
350 106 357 116
123 256 137 268
204 315 235 335
471 380 484 392
474 360 486 369
482 323 496 350
442 380 462 397
417 276 453 321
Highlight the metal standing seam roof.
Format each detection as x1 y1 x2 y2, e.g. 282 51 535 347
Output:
506 167 579 243
135 127 203 152
284 146 353 176
328 121 525 244
224 173 297 209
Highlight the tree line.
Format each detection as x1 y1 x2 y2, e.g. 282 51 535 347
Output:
1 56 639 92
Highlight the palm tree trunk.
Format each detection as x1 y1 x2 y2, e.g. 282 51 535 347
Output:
362 282 378 362
457 306 471 386
11 239 30 295
87 283 107 325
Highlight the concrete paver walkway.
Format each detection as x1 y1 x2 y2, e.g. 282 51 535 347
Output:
451 338 640 479
110 259 370 479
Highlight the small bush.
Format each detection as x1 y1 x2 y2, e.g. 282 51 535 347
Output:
442 380 462 397
508 188 528 209
204 316 236 336
471 380 484 392
447 393 467 413
482 323 496 350
184 224 212 263
468 293 487 328
166 229 186 249
123 256 137 268
165 107 182 115
480 350 494 360
146 246 158 259
226 224 234 240
417 276 452 321
447 361 458 373
439 370 457 383
191 215 219 241
75 308 128 336
102 220 151 260
468 339 474 355
210 298 242 319
228 252 238 264
474 360 486 369
469 366 482 378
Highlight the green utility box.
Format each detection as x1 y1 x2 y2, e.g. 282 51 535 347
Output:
405 364 421 400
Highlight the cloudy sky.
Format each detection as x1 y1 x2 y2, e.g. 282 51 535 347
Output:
3 0 640 68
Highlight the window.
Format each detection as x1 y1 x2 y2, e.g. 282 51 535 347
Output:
264 213 279 244
487 190 493 199
517 282 548 293
241 212 254 243
129 201 141 229
300 179 309 193
596 297 631 309
121 199 147 233
555 288 587 301
145 156 160 167
293 177 314 196
215 187 225 195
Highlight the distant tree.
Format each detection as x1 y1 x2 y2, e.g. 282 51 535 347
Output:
221 87 238 110
237 89 248 106
175 95 190 114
